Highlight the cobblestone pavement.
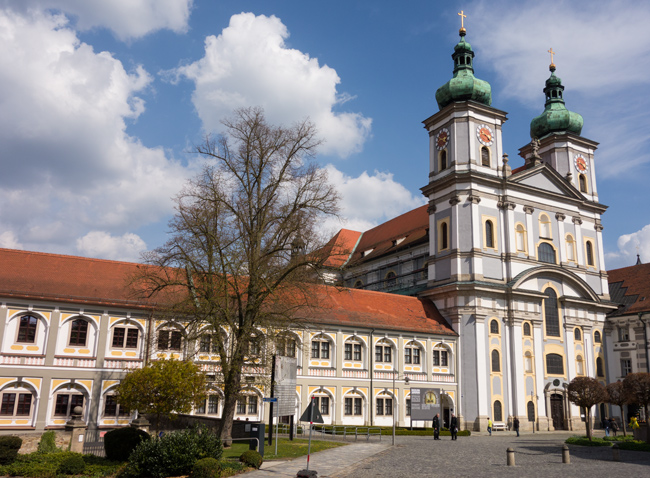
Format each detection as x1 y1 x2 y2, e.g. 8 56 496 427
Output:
242 440 390 477
333 432 650 478
242 432 650 478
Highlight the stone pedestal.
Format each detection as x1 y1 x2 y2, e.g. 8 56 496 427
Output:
65 406 87 453
130 416 151 434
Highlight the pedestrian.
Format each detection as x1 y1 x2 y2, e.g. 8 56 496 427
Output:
603 417 610 437
513 417 520 437
609 417 618 437
487 417 492 436
433 413 441 440
450 413 458 440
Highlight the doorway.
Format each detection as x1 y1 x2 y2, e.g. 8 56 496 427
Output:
550 394 564 430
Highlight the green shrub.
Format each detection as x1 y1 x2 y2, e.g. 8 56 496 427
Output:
37 430 60 454
56 453 86 474
124 426 222 478
239 450 263 469
615 441 650 452
566 436 612 446
189 457 222 478
104 427 150 461
0 435 22 465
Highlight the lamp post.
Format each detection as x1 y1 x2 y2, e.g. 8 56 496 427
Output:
392 370 410 446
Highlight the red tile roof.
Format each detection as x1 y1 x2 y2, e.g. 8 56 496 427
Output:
303 285 455 336
608 262 650 315
0 248 455 336
0 248 155 309
321 229 362 268
348 205 429 264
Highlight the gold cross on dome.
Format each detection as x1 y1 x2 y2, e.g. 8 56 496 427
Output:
548 47 556 65
458 10 467 29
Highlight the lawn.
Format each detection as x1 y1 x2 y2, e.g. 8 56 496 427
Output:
222 437 346 461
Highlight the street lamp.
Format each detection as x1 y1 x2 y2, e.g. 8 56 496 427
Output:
392 370 410 446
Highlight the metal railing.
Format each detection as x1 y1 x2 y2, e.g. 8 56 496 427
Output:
275 423 382 442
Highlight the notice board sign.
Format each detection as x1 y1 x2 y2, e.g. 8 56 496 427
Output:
272 355 297 416
410 387 440 421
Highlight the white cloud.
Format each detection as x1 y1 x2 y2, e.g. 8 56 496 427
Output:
172 12 372 158
2 0 192 40
605 224 650 270
0 8 190 257
468 0 650 176
323 165 426 234
0 231 23 250
76 231 147 262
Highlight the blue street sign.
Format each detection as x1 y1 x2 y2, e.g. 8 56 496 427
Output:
263 397 278 402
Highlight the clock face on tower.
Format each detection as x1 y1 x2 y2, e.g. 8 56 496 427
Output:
574 154 589 173
476 124 494 146
436 128 449 150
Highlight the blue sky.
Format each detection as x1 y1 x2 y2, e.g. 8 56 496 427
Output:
0 0 648 269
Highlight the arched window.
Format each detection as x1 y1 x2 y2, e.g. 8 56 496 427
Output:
539 214 551 238
69 318 89 346
432 346 449 366
17 315 39 343
481 146 490 166
523 322 531 336
491 349 500 372
544 288 560 337
579 174 587 192
158 327 182 351
527 401 535 422
524 351 533 373
311 335 331 359
490 320 499 334
440 150 447 170
485 220 495 248
353 280 364 289
441 222 448 250
515 224 527 252
596 357 604 377
276 333 297 358
0 387 34 419
546 353 564 375
385 271 397 288
576 355 584 375
375 340 393 364
594 331 602 343
538 242 556 264
344 338 363 362
494 400 503 421
574 328 582 341
404 342 422 365
586 240 595 266
566 234 576 262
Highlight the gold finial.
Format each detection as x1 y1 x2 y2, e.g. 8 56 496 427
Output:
548 47 556 70
458 10 467 34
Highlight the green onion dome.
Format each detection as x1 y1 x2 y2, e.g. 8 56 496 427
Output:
435 29 492 110
530 64 583 139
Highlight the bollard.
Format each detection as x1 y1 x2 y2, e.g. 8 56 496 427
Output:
562 444 570 464
507 447 515 466
612 444 620 462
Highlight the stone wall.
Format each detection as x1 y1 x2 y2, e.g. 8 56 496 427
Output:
11 430 72 454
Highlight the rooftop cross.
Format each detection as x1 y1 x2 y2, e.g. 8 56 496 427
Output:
548 47 556 68
458 10 467 30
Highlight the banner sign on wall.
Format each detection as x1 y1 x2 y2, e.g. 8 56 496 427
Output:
410 387 441 421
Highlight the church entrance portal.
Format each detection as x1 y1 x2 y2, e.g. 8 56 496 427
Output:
551 394 564 430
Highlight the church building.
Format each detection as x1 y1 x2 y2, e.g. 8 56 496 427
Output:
326 22 616 431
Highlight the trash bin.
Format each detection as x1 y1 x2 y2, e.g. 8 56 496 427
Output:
249 422 264 456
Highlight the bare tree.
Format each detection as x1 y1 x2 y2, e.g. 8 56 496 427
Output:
567 377 607 441
623 372 650 440
606 381 629 436
135 107 339 444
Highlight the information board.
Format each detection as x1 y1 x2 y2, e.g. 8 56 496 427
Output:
410 387 441 421
272 355 297 416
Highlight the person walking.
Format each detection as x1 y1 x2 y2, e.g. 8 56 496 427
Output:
487 417 493 436
450 413 458 440
513 417 520 437
609 417 618 437
433 413 441 440
603 417 610 437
